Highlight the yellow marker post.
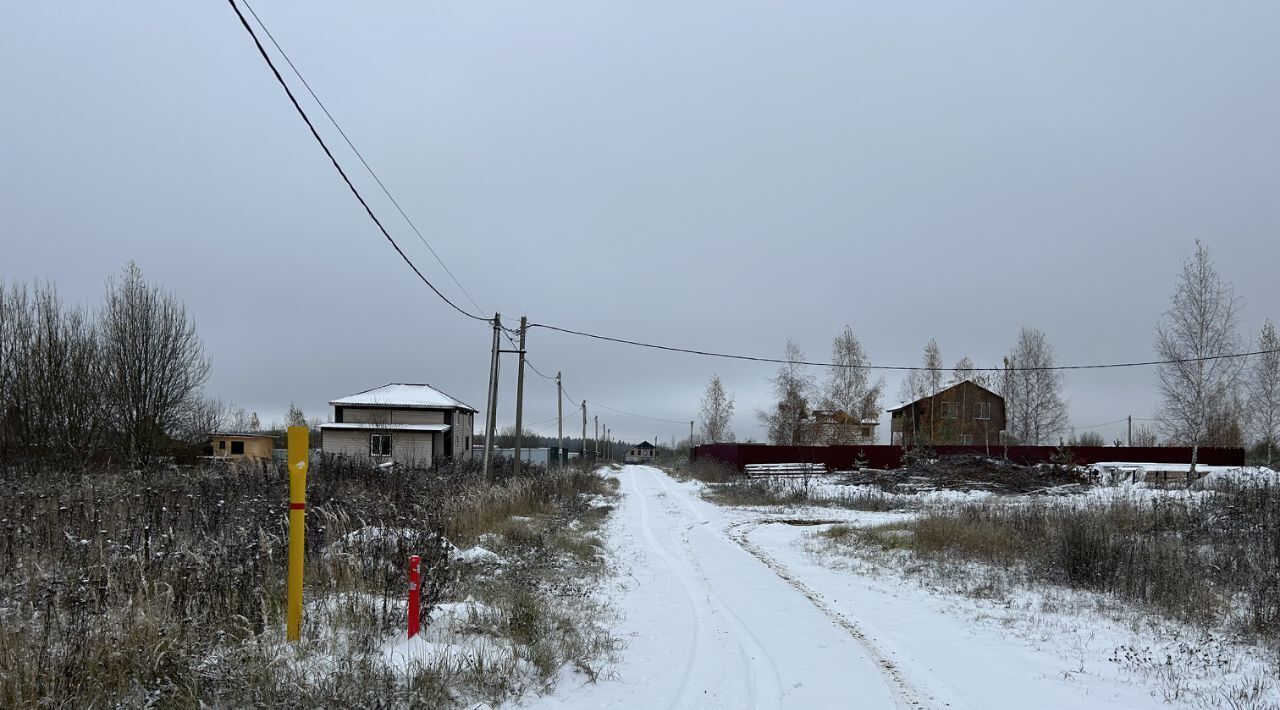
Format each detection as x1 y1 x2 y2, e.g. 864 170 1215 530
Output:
286 426 309 641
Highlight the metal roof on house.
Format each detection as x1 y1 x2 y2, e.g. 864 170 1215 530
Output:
319 422 451 433
887 379 1002 413
328 383 478 412
209 432 276 439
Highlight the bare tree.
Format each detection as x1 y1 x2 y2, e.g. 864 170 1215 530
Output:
698 374 735 443
99 263 212 465
758 339 814 445
181 395 228 444
1131 424 1159 447
1247 319 1279 466
820 326 884 443
1003 327 1070 445
227 406 252 432
1155 241 1242 475
898 339 944 403
0 281 105 464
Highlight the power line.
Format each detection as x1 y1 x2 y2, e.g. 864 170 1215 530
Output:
224 0 488 323
241 1 489 322
528 322 1280 373
587 400 688 425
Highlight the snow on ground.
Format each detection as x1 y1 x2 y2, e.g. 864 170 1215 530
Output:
521 465 1277 710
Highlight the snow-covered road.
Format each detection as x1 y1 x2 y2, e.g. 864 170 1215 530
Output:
524 466 1177 709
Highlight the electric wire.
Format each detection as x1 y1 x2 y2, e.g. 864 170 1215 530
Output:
224 0 488 323
587 400 689 425
240 0 490 321
528 322 1280 373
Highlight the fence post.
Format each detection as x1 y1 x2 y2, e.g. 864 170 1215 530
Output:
408 554 421 639
286 426 309 642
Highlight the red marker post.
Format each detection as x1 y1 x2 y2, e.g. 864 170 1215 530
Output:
407 555 421 639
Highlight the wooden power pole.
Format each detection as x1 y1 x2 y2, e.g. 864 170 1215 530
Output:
581 401 587 468
594 415 599 464
482 313 501 477
513 316 527 477
556 372 564 468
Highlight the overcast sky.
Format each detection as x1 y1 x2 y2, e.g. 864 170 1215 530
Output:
3 2 1277 445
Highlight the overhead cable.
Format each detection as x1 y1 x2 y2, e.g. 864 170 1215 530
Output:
225 0 488 323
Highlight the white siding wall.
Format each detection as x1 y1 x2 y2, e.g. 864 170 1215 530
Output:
322 428 433 466
392 432 433 466
329 407 471 462
323 429 371 459
452 412 474 461
341 407 445 425
394 409 445 425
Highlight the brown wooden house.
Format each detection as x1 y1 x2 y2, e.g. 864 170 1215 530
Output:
888 380 1005 449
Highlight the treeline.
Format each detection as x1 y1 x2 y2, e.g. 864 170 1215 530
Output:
0 264 216 467
697 243 1278 466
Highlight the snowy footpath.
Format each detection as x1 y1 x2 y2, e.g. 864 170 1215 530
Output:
521 466 1206 709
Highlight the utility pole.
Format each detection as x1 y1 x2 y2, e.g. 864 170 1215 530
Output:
556 372 563 469
482 313 501 477
690 420 694 453
1127 415 1132 447
513 316 527 477
594 415 599 463
581 401 587 468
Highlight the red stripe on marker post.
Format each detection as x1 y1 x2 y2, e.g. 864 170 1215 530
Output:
289 502 306 510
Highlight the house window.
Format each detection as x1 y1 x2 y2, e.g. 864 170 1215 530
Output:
974 402 992 420
960 434 975 445
370 433 392 456
218 440 226 450
861 427 872 438
231 441 245 455
940 402 958 419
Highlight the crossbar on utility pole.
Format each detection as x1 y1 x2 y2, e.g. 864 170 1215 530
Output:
513 316 527 477
482 314 501 476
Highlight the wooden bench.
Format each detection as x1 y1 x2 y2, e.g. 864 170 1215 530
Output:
744 463 827 478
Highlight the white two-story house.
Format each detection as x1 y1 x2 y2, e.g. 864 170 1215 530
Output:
320 383 477 467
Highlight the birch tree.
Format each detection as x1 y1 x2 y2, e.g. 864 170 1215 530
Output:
820 326 884 443
698 374 736 443
1003 327 1070 444
759 339 813 445
1155 241 1242 475
1248 319 1279 466
898 339 944 403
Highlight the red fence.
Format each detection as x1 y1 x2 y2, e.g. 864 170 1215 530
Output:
692 443 1245 472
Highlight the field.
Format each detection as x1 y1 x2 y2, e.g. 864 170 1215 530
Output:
0 457 619 708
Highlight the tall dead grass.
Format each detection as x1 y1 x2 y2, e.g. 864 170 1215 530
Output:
849 481 1280 646
0 457 619 707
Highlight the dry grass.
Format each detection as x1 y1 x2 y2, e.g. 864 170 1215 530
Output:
0 458 620 708
702 476 904 511
840 481 1280 646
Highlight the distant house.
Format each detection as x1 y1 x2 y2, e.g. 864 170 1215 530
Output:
624 441 657 464
320 383 477 467
209 432 275 461
888 380 1005 448
801 410 878 446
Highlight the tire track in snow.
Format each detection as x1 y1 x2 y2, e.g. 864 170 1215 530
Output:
628 471 706 710
637 469 785 709
642 469 929 709
645 470 787 709
726 520 932 710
